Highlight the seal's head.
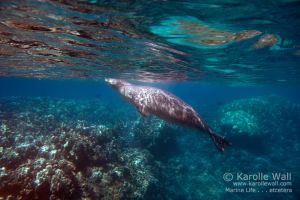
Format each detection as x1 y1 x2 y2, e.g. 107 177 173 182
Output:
105 78 129 89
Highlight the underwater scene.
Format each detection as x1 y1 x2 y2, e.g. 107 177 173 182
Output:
0 0 300 200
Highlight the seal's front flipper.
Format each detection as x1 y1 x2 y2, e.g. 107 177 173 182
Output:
208 129 231 152
136 105 149 117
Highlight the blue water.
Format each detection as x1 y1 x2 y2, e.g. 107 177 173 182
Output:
0 0 300 199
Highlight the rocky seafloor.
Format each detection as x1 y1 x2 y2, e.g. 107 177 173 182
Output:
161 95 300 200
0 97 164 200
0 95 299 200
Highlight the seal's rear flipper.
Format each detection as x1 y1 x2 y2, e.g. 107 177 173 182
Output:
209 132 231 152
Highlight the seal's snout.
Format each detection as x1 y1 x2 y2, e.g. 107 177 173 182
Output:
105 78 129 89
105 78 124 89
105 78 116 85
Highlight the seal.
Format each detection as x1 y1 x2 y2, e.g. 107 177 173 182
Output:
105 78 231 152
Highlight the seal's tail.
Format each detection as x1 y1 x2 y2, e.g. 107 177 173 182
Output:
208 128 231 152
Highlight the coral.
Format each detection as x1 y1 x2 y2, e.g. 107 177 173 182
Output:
215 96 300 138
220 110 259 135
0 97 158 200
131 116 167 148
1 95 299 200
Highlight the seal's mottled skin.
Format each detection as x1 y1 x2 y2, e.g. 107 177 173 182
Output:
105 78 230 151
122 82 207 129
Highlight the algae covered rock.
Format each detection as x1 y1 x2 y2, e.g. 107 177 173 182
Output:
0 97 159 200
131 116 167 148
220 110 259 135
216 95 300 137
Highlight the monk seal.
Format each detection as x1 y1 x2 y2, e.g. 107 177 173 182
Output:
105 78 231 152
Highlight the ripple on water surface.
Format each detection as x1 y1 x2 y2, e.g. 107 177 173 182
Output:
0 0 300 85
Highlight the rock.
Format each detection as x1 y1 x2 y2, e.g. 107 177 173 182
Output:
220 110 259 135
0 97 159 200
132 116 167 148
213 95 300 152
